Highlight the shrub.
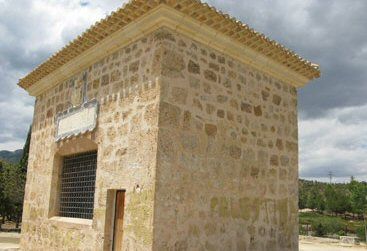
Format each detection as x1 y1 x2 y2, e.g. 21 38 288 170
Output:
337 230 346 236
325 220 344 235
314 223 327 237
356 226 366 242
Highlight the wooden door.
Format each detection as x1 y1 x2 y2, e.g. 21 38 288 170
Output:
113 190 125 251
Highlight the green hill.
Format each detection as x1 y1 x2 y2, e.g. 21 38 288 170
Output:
0 149 23 164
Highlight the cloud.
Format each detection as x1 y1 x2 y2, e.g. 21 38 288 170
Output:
0 87 33 150
0 0 127 150
299 105 367 182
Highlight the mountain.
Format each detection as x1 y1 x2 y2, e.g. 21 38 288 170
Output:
0 149 23 164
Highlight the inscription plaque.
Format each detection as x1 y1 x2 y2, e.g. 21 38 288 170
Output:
55 100 98 141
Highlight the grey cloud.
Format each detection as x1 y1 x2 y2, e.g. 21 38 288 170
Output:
299 104 367 182
80 1 89 7
0 1 53 70
300 162 364 179
0 0 130 150
337 107 367 125
0 135 14 143
0 0 129 150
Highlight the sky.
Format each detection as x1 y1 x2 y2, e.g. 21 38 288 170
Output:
0 0 366 182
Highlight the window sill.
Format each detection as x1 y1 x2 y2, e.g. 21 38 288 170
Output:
48 216 93 229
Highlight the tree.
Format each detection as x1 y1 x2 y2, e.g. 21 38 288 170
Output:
325 185 337 214
334 187 351 216
0 126 31 229
315 192 326 212
1 162 26 228
299 182 308 209
306 188 317 210
0 161 5 230
306 187 325 212
19 126 31 173
349 180 367 217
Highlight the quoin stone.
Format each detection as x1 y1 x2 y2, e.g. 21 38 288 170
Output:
18 1 320 250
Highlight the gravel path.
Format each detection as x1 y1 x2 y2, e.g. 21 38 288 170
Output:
300 241 367 251
0 233 19 251
1 232 366 251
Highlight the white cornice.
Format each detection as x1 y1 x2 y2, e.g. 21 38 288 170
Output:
28 5 310 97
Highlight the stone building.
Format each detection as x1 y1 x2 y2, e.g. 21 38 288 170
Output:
18 1 320 250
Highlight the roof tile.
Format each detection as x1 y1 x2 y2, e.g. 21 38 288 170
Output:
19 0 320 90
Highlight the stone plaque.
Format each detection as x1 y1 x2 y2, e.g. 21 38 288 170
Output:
55 100 98 141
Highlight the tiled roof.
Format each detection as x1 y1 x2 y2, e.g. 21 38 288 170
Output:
19 0 320 90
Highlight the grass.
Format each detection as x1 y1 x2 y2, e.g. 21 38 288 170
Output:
299 211 366 241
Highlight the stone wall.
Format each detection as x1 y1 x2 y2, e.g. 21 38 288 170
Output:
153 29 299 251
20 31 164 250
21 27 300 251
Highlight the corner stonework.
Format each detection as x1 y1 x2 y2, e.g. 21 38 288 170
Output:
152 28 299 251
20 30 163 251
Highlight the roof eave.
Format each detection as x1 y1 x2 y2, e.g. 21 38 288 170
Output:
19 3 320 96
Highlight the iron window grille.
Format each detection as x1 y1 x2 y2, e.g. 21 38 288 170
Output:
59 151 97 219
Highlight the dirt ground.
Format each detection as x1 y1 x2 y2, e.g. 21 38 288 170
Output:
0 232 19 250
299 236 367 251
1 233 366 250
300 242 367 251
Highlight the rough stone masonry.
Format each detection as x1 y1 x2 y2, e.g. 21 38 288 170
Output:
18 1 320 251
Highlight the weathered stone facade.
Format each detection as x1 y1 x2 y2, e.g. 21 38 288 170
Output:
21 31 162 250
153 29 299 251
21 27 300 251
